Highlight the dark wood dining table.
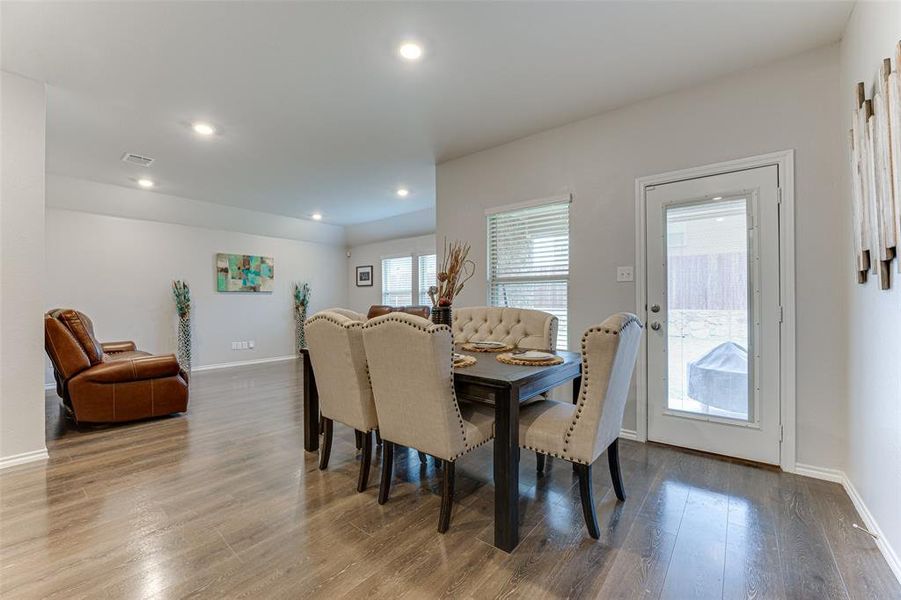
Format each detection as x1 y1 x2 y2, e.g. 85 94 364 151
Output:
300 346 582 553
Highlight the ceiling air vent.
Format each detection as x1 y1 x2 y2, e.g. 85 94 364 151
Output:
121 152 154 167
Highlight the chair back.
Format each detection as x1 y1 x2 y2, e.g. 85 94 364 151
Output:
362 312 466 460
367 305 431 320
567 313 643 464
47 308 105 365
452 307 558 351
304 310 378 432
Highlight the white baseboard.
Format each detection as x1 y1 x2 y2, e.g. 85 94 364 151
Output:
795 462 901 584
619 428 638 441
0 448 49 470
794 462 845 483
43 354 299 388
191 354 297 373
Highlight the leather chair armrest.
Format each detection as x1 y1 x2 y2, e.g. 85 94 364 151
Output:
101 340 137 353
83 355 182 383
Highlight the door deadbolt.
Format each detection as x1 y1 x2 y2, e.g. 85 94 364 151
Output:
650 304 661 313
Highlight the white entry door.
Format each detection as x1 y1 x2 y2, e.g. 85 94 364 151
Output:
646 166 782 465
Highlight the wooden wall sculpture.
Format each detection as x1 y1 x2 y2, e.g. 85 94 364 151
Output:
850 40 901 289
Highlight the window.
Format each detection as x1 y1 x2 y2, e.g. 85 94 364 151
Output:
488 199 570 348
381 256 413 306
418 254 437 305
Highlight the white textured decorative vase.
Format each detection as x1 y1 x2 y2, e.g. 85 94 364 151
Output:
177 315 192 375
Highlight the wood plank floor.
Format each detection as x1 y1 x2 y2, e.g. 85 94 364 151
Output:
1 360 898 599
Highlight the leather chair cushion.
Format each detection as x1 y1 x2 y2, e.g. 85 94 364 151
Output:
57 309 104 364
367 305 431 320
83 355 182 383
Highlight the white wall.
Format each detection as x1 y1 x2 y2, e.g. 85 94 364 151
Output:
44 180 348 382
1 71 47 466
437 45 846 468
840 0 901 575
347 234 436 314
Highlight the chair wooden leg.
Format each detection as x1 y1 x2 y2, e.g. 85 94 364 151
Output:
355 430 363 450
536 452 546 475
357 431 373 492
607 438 626 501
319 418 333 470
438 460 455 533
576 463 600 539
378 441 394 505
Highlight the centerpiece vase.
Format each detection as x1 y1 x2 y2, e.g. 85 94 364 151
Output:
432 306 453 327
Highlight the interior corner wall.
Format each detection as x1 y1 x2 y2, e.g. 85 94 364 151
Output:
436 44 847 469
44 182 349 382
840 0 901 574
346 233 436 314
1 71 47 465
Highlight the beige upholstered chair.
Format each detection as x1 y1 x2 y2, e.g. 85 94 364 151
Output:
452 306 558 351
362 312 495 533
321 307 367 322
519 313 642 539
304 310 378 492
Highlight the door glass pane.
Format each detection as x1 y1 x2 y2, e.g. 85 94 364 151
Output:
666 198 750 421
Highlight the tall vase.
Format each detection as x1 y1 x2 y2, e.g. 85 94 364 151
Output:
432 306 452 327
177 315 192 375
295 306 307 353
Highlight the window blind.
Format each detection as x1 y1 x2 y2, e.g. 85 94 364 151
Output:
488 200 570 348
418 254 437 305
381 256 413 306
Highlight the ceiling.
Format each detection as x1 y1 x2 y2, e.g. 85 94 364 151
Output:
2 1 853 226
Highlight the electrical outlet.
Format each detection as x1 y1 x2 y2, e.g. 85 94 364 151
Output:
231 342 239 350
248 340 255 349
616 266 634 282
241 341 249 350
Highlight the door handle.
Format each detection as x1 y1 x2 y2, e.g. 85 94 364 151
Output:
650 321 661 331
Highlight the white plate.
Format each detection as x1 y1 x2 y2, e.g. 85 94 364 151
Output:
511 350 555 361
471 341 506 348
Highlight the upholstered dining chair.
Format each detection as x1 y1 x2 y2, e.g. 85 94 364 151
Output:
452 306 558 351
362 312 495 533
304 310 378 492
518 313 642 539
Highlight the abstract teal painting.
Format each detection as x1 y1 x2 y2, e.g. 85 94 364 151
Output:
216 253 274 292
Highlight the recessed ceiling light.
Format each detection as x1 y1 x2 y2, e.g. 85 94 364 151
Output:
398 42 423 61
137 178 155 188
712 196 723 201
396 187 410 197
312 213 323 221
192 122 216 136
716 217 725 222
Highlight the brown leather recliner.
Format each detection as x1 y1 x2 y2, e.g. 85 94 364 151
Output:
44 309 189 423
366 305 431 320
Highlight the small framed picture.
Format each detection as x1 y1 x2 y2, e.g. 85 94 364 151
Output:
356 265 373 287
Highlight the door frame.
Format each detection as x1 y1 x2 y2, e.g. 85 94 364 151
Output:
634 150 796 472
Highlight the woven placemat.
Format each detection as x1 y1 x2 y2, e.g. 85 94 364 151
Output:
453 355 477 368
461 342 514 353
496 352 563 367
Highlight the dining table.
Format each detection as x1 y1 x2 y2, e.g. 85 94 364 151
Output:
300 345 582 553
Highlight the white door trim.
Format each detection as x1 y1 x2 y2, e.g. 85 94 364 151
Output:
634 150 796 472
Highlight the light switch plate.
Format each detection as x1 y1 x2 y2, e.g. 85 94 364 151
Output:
617 266 634 282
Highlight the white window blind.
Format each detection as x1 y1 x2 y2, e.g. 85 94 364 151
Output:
417 254 437 305
488 200 570 348
381 256 413 306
